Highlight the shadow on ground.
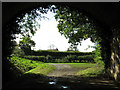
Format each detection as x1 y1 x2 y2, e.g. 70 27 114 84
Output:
4 73 120 90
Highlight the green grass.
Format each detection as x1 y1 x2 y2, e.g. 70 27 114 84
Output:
10 56 104 78
68 63 96 68
9 56 55 76
77 66 104 77
25 64 55 75
10 56 43 72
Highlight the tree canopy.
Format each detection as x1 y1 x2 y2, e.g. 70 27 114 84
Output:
54 5 101 46
19 36 35 55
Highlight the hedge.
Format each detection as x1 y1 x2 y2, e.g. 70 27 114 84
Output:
24 54 95 63
24 56 46 62
31 50 94 58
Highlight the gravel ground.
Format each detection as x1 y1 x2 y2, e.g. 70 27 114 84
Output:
47 64 89 77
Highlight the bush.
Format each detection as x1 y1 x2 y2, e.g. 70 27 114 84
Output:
12 46 25 57
46 55 53 63
9 56 42 73
23 51 95 63
8 56 55 79
24 56 46 62
32 50 94 59
54 58 69 63
77 55 94 63
93 44 104 66
65 55 77 62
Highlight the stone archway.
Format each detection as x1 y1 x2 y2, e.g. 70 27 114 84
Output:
2 2 120 83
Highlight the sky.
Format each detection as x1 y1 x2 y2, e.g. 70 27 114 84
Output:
16 10 95 52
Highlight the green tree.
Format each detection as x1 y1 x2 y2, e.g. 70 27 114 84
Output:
67 44 78 51
55 5 101 46
16 7 50 55
19 36 35 55
55 5 105 65
93 43 104 66
12 46 25 57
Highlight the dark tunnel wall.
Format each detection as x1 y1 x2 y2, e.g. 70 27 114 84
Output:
2 2 120 83
109 26 120 81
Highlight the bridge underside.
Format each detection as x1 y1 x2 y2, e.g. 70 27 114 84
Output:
2 2 120 82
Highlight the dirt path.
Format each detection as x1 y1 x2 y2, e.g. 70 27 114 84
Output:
5 64 120 89
46 64 119 89
47 64 88 77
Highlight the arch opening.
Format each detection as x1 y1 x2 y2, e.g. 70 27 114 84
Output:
2 2 120 89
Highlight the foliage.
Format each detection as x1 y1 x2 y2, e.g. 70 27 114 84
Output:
24 54 95 63
55 5 101 46
67 44 79 51
3 4 53 60
9 56 43 72
77 66 104 77
46 55 53 62
53 58 69 63
32 49 94 58
12 46 25 57
65 55 77 62
93 43 104 66
9 56 55 78
16 6 53 37
19 36 36 55
25 64 55 76
78 55 94 62
24 55 46 62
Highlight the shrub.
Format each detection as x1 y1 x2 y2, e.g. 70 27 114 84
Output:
54 58 69 63
65 55 77 62
12 46 25 57
24 56 46 62
46 55 53 63
93 44 104 66
77 55 94 63
32 50 94 58
9 56 42 73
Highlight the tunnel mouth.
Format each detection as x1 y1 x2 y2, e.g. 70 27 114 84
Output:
2 3 120 89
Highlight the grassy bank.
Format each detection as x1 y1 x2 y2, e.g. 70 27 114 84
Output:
68 63 96 68
25 64 55 75
9 56 55 77
77 65 104 77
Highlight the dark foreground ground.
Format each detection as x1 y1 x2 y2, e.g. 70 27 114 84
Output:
4 64 120 90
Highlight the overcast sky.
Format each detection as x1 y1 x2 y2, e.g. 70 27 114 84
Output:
16 10 95 52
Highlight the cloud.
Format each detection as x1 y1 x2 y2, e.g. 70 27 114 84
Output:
16 11 95 52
